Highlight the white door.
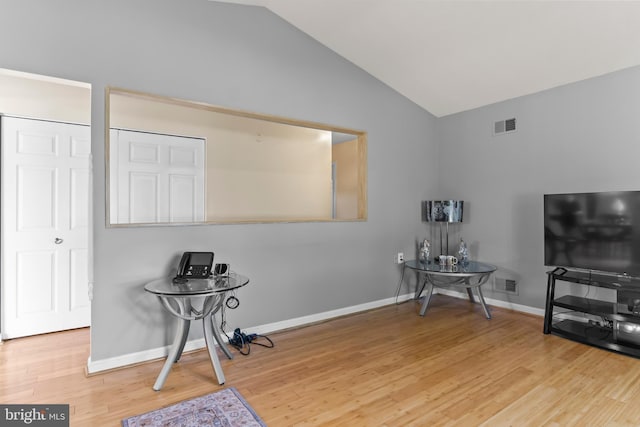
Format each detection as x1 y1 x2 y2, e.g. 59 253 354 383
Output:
1 116 91 339
109 129 205 224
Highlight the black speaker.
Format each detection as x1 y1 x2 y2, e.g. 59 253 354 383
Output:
214 263 230 276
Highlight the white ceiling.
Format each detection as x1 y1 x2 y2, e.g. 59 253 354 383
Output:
218 0 640 117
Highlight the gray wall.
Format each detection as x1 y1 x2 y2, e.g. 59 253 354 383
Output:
437 65 640 309
0 0 438 362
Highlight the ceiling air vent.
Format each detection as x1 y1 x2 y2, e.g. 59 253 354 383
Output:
494 117 517 136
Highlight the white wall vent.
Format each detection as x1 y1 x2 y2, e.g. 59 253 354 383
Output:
494 118 517 135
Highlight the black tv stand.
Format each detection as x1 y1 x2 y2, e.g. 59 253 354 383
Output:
544 269 640 358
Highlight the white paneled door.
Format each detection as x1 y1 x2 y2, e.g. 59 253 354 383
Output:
1 116 91 339
109 129 205 224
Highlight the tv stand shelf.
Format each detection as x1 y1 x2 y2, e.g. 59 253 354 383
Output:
553 295 614 317
544 268 640 358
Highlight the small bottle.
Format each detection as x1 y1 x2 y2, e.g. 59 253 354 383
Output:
457 238 469 265
419 239 430 264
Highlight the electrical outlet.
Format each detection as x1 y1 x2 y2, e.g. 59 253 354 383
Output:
396 252 404 264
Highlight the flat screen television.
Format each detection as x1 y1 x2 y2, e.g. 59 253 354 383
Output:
544 191 640 277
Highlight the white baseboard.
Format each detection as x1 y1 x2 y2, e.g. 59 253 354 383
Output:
87 293 414 374
245 293 415 337
434 288 545 317
87 338 205 374
86 291 539 374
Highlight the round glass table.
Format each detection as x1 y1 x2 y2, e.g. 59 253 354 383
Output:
144 273 249 390
404 260 497 319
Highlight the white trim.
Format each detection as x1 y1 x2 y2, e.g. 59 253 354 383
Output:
434 288 545 317
0 68 90 89
246 293 415 337
85 291 539 374
87 338 205 374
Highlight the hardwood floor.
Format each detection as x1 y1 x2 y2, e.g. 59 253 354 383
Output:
3 295 640 426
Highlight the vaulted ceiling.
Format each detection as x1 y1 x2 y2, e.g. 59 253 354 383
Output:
219 1 640 117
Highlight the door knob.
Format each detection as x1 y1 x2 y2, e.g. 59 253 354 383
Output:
54 238 64 244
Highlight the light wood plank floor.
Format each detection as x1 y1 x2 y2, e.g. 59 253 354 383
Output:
3 295 640 426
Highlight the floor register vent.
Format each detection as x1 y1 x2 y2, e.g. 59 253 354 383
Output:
494 117 517 135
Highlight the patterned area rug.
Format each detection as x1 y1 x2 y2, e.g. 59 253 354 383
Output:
122 387 266 426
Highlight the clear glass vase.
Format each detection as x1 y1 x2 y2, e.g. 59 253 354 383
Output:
457 238 469 265
418 239 430 264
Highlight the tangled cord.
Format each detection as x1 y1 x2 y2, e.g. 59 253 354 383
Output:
225 328 274 356
219 290 274 356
